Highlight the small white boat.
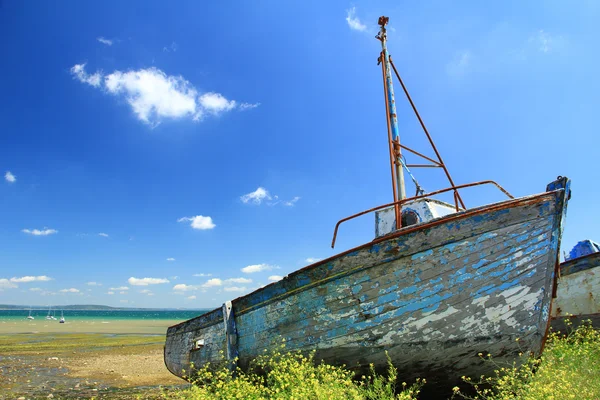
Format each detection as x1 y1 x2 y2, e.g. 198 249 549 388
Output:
27 308 34 320
46 306 57 320
59 310 65 323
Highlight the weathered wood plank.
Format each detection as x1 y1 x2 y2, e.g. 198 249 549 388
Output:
560 252 600 276
222 301 239 370
236 226 552 344
238 251 549 357
238 217 552 337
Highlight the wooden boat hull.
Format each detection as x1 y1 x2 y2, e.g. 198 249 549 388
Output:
165 185 569 388
551 252 600 332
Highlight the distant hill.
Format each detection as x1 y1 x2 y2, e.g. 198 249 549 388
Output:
0 304 207 311
61 304 119 310
0 304 118 310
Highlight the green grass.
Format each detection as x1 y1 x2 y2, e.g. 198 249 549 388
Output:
163 346 423 400
163 323 600 400
0 333 163 355
454 321 600 400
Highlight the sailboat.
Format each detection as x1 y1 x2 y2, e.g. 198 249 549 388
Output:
46 306 57 320
164 16 571 390
59 310 65 324
27 307 34 320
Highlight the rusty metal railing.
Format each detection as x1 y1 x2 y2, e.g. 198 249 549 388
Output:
331 180 514 248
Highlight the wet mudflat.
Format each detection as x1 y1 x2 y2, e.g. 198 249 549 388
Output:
0 321 187 399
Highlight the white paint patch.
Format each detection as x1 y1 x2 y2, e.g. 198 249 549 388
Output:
472 295 490 307
500 285 530 299
405 306 459 331
482 288 541 328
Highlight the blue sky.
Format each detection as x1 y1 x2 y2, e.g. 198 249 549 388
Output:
1 1 598 308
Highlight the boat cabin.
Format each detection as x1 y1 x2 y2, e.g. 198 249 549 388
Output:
375 198 460 238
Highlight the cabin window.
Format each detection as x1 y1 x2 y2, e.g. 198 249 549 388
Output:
401 210 419 227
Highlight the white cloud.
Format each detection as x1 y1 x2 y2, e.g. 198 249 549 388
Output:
170 275 179 280
187 295 196 300
70 63 102 87
239 102 261 110
104 67 200 124
128 277 170 286
107 291 115 295
283 196 300 207
226 277 252 284
268 275 283 282
240 187 299 207
60 288 80 293
119 291 127 295
163 41 177 52
71 63 258 126
224 286 247 292
97 37 113 46
22 228 58 236
240 187 271 205
4 171 16 183
530 30 564 53
305 257 322 263
199 92 236 115
29 287 42 291
178 215 216 230
173 284 197 291
109 286 129 291
0 279 18 289
87 281 102 286
447 50 472 77
193 273 212 277
139 289 152 294
10 276 52 283
166 257 176 261
241 263 277 274
346 7 367 32
202 278 223 288
98 233 109 237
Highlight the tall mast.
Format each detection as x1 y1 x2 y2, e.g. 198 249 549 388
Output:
377 16 406 207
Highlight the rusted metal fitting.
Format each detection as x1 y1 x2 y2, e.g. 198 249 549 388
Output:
378 16 389 27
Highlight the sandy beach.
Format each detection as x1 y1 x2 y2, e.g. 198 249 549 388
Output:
0 318 188 399
0 317 183 335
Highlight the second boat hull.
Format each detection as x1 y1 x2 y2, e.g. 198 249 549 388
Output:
551 252 600 332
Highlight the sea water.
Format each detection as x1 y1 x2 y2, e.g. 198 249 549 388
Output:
0 309 210 322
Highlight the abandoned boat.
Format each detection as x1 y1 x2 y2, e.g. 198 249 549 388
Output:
551 240 600 331
165 16 571 388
